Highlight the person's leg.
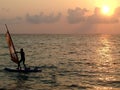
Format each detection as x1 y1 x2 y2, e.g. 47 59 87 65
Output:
18 63 20 69
18 60 22 70
23 59 26 69
18 62 21 70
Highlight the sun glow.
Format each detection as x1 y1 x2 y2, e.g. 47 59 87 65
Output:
95 0 118 16
102 6 110 14
101 5 114 16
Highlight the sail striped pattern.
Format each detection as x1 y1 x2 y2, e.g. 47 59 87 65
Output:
5 25 19 64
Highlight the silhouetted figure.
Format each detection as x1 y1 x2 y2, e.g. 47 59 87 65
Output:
17 48 26 70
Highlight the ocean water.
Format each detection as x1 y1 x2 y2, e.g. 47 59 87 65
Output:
0 34 120 90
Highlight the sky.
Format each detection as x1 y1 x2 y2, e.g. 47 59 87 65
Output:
0 0 120 34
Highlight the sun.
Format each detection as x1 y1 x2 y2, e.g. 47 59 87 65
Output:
102 5 110 15
102 6 110 14
95 0 118 16
101 5 115 16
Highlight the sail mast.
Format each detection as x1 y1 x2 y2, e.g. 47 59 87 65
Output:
5 24 9 31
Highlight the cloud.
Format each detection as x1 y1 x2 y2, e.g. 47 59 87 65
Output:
1 7 120 25
0 17 23 24
26 12 61 24
88 15 119 24
1 8 9 12
67 7 88 24
67 7 120 24
114 7 120 17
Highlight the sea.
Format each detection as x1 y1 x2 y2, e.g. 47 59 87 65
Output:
0 34 120 90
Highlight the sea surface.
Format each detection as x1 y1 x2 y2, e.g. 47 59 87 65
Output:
0 34 120 90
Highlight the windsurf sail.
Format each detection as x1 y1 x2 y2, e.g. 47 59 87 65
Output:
5 24 19 64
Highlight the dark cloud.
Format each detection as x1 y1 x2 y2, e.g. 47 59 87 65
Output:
26 12 61 24
88 15 119 24
67 7 88 24
0 17 23 24
67 7 120 24
94 7 101 16
1 8 9 12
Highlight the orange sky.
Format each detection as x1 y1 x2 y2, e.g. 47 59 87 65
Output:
0 0 120 34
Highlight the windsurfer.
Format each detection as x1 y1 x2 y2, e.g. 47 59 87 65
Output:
16 48 26 70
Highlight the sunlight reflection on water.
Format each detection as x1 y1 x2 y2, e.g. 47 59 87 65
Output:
94 35 118 90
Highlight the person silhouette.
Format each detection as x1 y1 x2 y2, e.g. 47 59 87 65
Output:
17 48 26 70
